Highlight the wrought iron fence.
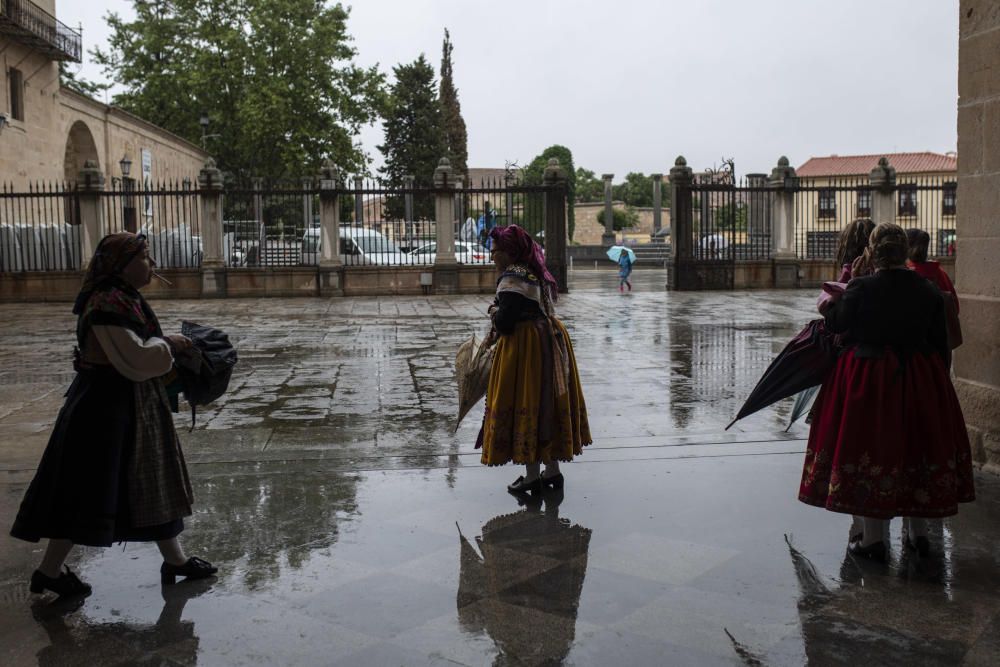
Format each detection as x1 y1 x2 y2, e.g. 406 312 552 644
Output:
103 179 202 268
0 0 83 61
0 182 80 271
689 175 773 261
223 181 317 268
792 175 956 259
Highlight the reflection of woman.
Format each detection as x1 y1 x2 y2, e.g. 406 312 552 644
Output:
798 224 975 562
11 232 216 596
457 492 590 664
479 225 591 494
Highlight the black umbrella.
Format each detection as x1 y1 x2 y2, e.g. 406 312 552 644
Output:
726 319 837 430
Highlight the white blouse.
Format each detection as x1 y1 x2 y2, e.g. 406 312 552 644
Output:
91 325 174 382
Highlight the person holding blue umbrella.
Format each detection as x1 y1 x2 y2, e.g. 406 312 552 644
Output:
606 245 635 292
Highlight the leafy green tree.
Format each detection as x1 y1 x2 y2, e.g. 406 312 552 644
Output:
59 63 110 97
574 168 604 203
714 203 748 231
93 0 384 181
613 172 657 207
596 207 639 231
378 55 445 219
523 145 577 240
438 29 468 181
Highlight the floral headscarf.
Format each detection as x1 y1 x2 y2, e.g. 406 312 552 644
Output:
73 232 149 315
488 225 558 301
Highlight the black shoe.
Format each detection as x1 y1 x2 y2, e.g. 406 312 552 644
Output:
160 557 218 585
848 541 887 563
29 566 91 598
507 476 542 494
540 473 564 490
904 535 931 558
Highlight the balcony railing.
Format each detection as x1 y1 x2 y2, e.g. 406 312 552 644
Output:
0 0 82 62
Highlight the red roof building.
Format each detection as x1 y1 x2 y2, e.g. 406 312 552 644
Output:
796 152 957 178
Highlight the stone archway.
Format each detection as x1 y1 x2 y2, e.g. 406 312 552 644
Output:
63 120 100 185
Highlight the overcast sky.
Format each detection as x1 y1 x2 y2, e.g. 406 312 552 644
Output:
59 0 959 178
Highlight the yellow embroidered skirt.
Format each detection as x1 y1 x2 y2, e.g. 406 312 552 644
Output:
480 318 591 466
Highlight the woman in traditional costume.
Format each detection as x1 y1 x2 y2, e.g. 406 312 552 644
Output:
798 223 975 561
478 225 591 494
11 232 216 596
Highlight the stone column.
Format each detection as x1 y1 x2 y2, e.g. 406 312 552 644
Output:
956 0 1000 472
199 158 226 297
543 158 569 293
301 176 314 229
602 173 615 246
652 173 663 237
869 156 897 225
767 156 799 288
76 160 105 268
667 157 693 290
433 158 459 293
317 159 343 296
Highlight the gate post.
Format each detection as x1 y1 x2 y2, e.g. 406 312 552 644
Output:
870 156 897 225
602 173 616 246
667 156 693 289
768 156 799 287
199 158 226 297
543 158 569 293
76 160 105 268
318 158 343 296
433 157 459 293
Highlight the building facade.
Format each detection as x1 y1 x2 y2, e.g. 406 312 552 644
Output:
1 0 207 188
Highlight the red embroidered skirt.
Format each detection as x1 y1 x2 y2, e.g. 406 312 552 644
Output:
798 347 975 519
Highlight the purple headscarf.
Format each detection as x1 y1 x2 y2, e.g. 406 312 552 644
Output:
489 225 558 300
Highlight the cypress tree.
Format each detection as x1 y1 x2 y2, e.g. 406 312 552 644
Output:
439 29 468 182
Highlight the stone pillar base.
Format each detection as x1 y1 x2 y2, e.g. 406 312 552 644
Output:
955 378 1000 473
318 267 344 296
601 233 617 247
201 267 227 298
433 265 459 294
772 259 800 288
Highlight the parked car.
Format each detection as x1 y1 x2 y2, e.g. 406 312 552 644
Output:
301 226 416 265
408 240 489 264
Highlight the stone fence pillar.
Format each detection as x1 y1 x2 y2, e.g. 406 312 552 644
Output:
199 159 226 297
768 156 799 288
76 160 105 267
869 156 897 225
667 156 693 290
652 173 663 237
543 158 569 293
318 159 343 296
433 158 458 293
602 173 615 246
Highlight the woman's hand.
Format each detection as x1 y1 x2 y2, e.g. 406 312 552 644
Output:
165 334 193 352
483 328 498 348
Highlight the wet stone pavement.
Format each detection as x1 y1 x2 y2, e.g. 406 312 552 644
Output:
0 269 998 666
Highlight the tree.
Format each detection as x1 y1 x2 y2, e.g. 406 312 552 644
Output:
574 168 604 203
93 0 384 181
596 207 639 231
714 203 748 231
523 145 577 240
438 29 468 181
378 55 445 219
613 172 657 208
59 63 110 97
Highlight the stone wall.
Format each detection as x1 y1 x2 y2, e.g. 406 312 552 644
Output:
0 39 208 187
573 202 671 245
956 1 1000 472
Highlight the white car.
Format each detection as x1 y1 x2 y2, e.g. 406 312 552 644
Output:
302 226 416 265
408 240 489 264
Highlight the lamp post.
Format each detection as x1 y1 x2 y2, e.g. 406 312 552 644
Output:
119 154 137 233
199 112 221 149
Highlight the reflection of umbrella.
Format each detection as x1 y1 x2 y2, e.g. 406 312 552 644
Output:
454 335 494 433
726 319 836 430
606 245 635 263
699 234 730 251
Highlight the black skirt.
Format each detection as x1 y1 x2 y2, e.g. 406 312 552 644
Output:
10 367 183 547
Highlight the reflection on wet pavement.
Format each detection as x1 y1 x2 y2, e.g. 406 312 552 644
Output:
1 270 998 665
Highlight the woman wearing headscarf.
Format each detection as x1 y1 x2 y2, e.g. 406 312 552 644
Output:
479 225 591 494
798 223 975 562
11 232 216 597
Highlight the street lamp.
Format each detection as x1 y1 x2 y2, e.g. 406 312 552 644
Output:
119 153 136 233
199 112 220 149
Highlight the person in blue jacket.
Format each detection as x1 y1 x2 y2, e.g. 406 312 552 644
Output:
477 202 498 249
618 248 633 292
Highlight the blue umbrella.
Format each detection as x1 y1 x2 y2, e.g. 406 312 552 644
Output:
607 245 636 263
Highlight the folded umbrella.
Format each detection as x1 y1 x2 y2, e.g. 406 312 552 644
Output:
726 319 837 430
454 334 494 433
785 384 821 432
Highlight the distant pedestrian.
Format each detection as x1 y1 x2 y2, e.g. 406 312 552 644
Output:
907 227 961 352
477 202 498 249
10 232 217 597
478 225 591 495
618 248 633 292
798 223 975 562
